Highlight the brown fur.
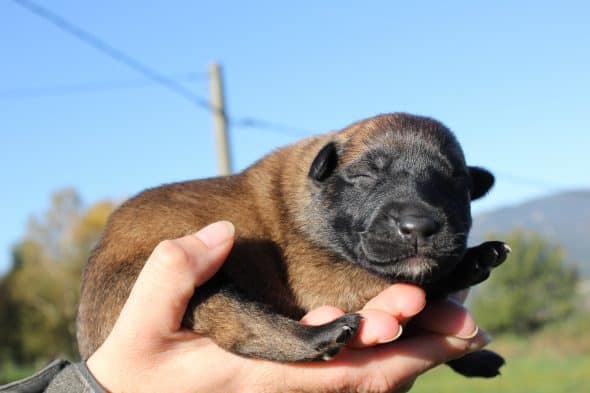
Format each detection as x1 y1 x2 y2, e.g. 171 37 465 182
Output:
77 113 504 372
77 116 403 359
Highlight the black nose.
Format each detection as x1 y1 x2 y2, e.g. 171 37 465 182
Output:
397 215 439 243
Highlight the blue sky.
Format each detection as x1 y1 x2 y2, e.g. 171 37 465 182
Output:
1 0 588 273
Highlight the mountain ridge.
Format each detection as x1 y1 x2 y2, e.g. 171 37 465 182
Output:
470 189 590 277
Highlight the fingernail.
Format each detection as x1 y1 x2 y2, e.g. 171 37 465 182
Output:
379 325 403 344
444 300 478 339
456 325 479 340
468 330 493 351
195 221 235 248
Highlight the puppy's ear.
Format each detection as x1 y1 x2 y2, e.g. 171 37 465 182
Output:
468 166 494 200
308 142 338 182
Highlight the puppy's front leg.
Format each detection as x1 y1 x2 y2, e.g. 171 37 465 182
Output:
455 241 511 288
185 285 362 362
425 241 510 378
428 241 511 298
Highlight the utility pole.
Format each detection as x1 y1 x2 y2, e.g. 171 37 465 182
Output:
209 63 232 175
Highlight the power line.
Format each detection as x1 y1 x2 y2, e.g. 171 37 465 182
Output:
11 0 311 138
0 73 205 99
232 117 311 137
12 0 212 110
4 1 588 188
11 0 587 192
5 0 587 191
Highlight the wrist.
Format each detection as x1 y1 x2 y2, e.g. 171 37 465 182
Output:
86 347 123 393
78 361 110 393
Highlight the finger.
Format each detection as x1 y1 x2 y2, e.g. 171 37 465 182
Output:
363 284 426 323
300 306 345 325
301 307 403 348
366 328 493 379
301 285 425 347
119 221 235 336
278 329 492 392
349 309 402 347
396 378 416 393
413 299 478 339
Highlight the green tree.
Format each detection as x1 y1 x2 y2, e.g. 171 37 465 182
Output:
0 188 115 366
472 231 579 335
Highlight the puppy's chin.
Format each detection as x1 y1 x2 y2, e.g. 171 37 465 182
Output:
354 236 463 284
355 243 449 284
359 255 440 284
392 256 440 284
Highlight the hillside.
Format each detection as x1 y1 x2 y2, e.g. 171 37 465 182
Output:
470 190 590 278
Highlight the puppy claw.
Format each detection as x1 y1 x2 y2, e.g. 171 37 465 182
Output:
311 313 361 361
322 347 340 361
478 241 511 268
336 325 354 344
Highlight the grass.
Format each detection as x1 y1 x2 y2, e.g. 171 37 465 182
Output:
412 317 590 393
0 362 37 385
413 353 590 393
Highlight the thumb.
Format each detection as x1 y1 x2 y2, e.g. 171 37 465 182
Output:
117 221 235 336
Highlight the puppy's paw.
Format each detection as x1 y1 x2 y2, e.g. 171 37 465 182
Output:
464 241 511 285
447 349 505 378
309 313 362 361
477 241 511 267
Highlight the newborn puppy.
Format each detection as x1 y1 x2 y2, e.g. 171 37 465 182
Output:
77 113 508 377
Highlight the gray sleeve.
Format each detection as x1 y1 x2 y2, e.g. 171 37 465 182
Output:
0 360 107 393
45 362 107 393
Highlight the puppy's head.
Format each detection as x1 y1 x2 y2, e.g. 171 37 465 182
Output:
305 113 493 284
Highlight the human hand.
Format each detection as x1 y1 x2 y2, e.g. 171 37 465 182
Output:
87 221 490 393
294 282 487 392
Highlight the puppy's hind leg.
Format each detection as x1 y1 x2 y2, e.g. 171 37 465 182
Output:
185 286 362 362
447 349 505 378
